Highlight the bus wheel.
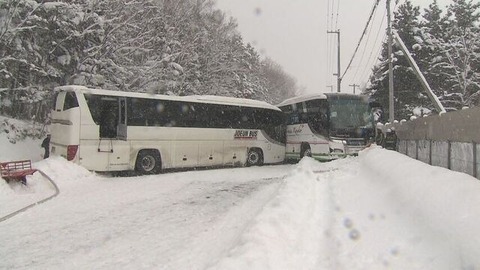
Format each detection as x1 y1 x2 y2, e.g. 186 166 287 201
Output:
301 144 312 158
136 150 161 174
246 148 263 167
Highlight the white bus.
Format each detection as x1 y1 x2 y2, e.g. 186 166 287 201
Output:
50 85 285 174
277 93 374 161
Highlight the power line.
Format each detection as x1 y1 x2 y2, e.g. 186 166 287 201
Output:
328 30 341 92
325 0 340 91
340 0 381 80
360 33 386 84
360 0 402 85
326 0 330 32
326 0 333 87
334 0 340 30
356 6 387 83
350 0 381 83
330 0 335 31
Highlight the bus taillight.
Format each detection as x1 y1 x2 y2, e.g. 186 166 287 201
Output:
67 145 78 161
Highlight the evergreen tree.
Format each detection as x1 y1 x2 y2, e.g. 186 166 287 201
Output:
447 0 480 31
0 0 300 126
365 1 430 120
0 1 92 120
421 0 480 109
419 0 451 108
443 0 480 108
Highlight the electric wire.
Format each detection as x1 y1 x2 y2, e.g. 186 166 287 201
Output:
327 0 337 89
361 33 387 85
327 0 340 90
330 0 335 30
326 0 332 88
357 7 387 83
351 1 381 83
334 0 340 31
340 0 381 80
360 0 403 89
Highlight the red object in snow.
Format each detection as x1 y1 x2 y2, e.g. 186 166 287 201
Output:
0 160 37 185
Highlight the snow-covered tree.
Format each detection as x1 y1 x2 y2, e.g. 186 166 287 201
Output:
365 0 480 119
421 0 480 109
419 0 451 107
365 1 431 120
261 58 297 104
0 1 90 121
1 0 299 125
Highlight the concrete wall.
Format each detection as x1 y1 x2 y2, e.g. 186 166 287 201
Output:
393 107 479 179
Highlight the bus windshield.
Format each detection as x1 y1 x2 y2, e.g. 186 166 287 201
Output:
328 98 373 130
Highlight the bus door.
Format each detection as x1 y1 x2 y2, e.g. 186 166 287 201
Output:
98 97 127 140
117 97 127 140
97 96 129 170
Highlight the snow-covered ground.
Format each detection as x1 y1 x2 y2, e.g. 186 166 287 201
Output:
1 130 480 269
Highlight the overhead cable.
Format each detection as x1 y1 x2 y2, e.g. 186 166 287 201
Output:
340 0 381 80
354 6 387 83
350 0 380 83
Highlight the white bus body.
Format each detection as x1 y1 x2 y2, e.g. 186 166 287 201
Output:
50 85 285 173
277 93 374 161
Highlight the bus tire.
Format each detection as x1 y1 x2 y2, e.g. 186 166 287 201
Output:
301 143 312 158
246 148 263 167
135 150 162 174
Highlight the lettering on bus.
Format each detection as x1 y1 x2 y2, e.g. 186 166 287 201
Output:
287 125 304 135
234 130 258 140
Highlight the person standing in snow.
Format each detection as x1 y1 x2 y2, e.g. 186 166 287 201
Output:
41 134 51 159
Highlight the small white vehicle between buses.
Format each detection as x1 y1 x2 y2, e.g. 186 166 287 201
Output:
277 93 374 161
50 85 285 174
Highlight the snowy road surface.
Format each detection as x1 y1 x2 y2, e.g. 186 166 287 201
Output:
1 147 480 269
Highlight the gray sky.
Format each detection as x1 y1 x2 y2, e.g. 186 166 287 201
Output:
215 0 450 95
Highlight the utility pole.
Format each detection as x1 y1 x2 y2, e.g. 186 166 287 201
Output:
327 30 341 92
327 85 334 92
387 0 395 123
349 84 360 94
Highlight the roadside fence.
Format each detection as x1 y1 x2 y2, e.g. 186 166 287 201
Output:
389 106 480 180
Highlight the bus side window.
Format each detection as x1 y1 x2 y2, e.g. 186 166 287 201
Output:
52 92 60 111
288 113 299 125
63 92 79 111
319 100 329 130
54 92 66 112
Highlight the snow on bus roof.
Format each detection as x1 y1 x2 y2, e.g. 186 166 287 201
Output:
189 95 278 110
55 85 280 111
276 92 366 107
276 93 327 107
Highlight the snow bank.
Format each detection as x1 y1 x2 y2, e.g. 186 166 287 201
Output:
211 158 330 269
213 147 480 269
0 116 44 162
359 146 480 267
0 157 93 217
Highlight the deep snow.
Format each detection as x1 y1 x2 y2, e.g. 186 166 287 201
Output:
1 128 480 269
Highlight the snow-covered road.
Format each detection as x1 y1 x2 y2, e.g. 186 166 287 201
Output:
1 147 480 269
1 160 293 269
